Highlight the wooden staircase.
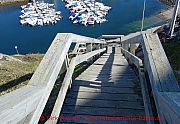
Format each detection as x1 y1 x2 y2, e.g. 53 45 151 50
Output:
59 47 146 124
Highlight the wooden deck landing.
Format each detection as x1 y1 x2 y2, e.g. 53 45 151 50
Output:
59 47 146 124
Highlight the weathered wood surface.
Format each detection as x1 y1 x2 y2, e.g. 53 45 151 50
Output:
45 48 106 124
121 47 154 124
75 48 106 65
158 92 180 123
143 33 180 92
142 33 180 124
28 33 72 124
45 58 76 124
121 26 160 44
0 86 44 124
121 48 143 68
0 33 106 124
99 35 124 39
59 47 146 124
70 34 106 44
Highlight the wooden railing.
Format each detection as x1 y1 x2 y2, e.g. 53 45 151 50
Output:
0 33 106 124
121 29 180 124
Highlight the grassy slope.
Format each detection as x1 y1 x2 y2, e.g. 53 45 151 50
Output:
0 53 89 96
0 54 44 96
163 41 180 83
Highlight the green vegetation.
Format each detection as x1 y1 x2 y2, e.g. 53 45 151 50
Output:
0 54 44 96
163 41 180 83
0 52 90 97
0 0 27 6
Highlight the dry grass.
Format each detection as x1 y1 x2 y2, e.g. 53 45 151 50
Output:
0 54 44 96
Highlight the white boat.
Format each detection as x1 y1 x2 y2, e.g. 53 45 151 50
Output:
21 5 27 9
69 13 79 20
19 1 62 26
20 19 27 25
37 19 43 26
73 19 79 24
56 11 61 15
99 18 107 23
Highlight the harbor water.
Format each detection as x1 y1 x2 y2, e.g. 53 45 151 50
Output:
0 0 167 54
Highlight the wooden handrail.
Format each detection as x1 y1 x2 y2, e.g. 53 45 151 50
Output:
121 30 180 124
45 48 106 124
121 47 154 124
0 33 106 124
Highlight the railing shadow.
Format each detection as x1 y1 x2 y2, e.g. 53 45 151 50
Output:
0 73 33 94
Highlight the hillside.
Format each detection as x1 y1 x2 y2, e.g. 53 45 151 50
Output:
0 54 44 96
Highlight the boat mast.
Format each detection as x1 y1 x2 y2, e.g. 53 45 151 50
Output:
169 0 180 37
141 0 146 32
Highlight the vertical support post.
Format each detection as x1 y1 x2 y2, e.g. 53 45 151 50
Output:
86 43 93 64
169 0 180 37
122 43 128 51
86 43 92 52
64 54 72 89
95 43 100 50
130 44 137 55
72 43 79 54
95 43 100 60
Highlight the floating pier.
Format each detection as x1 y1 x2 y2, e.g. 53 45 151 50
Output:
63 0 112 26
20 1 63 26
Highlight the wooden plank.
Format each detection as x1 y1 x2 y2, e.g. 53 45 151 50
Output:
70 33 106 44
59 113 147 124
61 105 145 116
139 70 155 124
121 32 143 44
82 70 137 77
59 119 141 124
64 98 144 109
75 48 106 65
158 92 180 124
70 85 141 94
76 75 139 81
121 26 160 44
72 80 141 88
71 42 79 54
99 35 124 39
142 34 162 91
121 48 143 68
0 86 44 124
141 33 180 124
142 34 167 124
120 45 154 124
28 33 72 124
66 91 143 102
17 111 34 124
45 58 76 124
145 33 180 91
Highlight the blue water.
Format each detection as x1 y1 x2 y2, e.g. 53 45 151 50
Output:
0 0 166 54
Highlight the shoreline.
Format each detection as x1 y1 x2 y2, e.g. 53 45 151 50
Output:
0 0 28 6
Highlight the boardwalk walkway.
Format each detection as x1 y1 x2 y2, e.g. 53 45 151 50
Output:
59 47 146 124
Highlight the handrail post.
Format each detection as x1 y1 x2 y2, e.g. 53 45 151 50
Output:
129 44 137 55
86 43 93 64
65 54 72 89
